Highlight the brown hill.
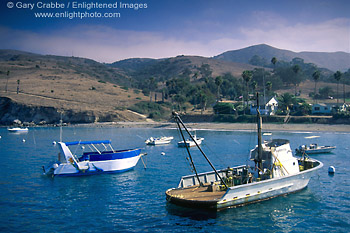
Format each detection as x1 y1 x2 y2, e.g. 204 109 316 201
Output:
0 50 148 124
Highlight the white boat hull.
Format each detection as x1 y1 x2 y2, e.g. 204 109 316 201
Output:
147 139 172 145
8 127 28 133
166 159 323 209
51 155 141 176
178 138 203 147
304 147 335 154
146 136 173 145
217 166 318 209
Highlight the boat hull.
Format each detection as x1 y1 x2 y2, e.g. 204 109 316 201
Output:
46 149 141 177
303 147 335 154
178 139 203 147
166 159 323 210
8 127 28 133
217 167 317 209
147 140 172 145
146 137 173 145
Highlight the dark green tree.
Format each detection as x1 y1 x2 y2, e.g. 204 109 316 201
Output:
312 70 320 103
266 81 272 95
271 57 277 70
148 77 156 102
278 93 296 113
292 65 301 95
17 79 20 94
173 94 186 111
242 70 252 106
5 70 10 92
215 76 223 101
199 64 212 79
319 86 333 99
334 71 342 105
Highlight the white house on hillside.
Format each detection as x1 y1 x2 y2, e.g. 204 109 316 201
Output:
250 97 278 115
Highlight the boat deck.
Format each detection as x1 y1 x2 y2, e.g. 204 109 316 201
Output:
166 185 226 202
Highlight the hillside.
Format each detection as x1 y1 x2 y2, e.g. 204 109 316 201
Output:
214 44 350 72
1 46 349 125
110 55 259 81
0 50 149 124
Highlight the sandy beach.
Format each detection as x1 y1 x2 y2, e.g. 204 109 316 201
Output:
112 121 350 132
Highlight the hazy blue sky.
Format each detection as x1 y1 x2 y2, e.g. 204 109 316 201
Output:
0 0 349 62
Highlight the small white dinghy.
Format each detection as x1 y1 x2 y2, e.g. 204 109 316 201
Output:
296 144 336 154
145 136 174 145
8 127 28 133
178 133 204 147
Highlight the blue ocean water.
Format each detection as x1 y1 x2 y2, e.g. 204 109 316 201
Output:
0 126 349 232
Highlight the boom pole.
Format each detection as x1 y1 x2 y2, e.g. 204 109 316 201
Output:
173 112 228 189
174 116 201 185
256 93 263 174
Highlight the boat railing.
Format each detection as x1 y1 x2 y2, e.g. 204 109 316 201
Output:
178 165 247 188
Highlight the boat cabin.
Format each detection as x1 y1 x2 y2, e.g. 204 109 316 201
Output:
249 139 300 179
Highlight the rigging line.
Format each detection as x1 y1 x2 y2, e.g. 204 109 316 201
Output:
174 112 228 189
201 143 226 168
175 116 201 185
176 125 194 173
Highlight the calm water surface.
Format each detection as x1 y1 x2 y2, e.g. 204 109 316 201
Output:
0 126 349 232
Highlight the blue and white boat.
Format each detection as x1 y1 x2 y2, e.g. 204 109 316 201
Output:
43 140 143 177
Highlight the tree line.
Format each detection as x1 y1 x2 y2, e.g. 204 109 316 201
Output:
134 56 349 116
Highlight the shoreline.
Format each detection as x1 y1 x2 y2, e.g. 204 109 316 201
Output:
2 121 350 133
110 121 350 133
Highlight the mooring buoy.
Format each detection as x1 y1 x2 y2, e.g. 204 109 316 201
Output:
328 166 335 174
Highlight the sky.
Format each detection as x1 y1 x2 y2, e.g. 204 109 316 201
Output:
0 0 349 63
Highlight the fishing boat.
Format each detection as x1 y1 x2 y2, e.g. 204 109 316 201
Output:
43 140 143 177
8 127 28 133
296 144 336 154
145 136 174 145
177 133 204 147
166 95 323 210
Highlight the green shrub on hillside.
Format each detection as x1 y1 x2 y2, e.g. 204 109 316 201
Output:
128 101 171 120
213 102 235 114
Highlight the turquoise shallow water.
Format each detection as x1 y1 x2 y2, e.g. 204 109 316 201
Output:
0 126 349 232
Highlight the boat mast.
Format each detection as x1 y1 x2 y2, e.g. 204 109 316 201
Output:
256 93 263 174
173 112 228 189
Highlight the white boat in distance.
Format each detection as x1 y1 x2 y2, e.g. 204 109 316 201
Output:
166 97 323 210
145 136 174 145
43 140 143 177
8 127 28 133
178 134 204 147
296 144 336 154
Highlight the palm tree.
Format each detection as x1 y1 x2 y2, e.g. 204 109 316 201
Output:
5 70 10 92
148 77 156 102
251 81 257 93
17 79 20 94
215 76 223 101
292 65 301 95
271 57 277 70
312 70 320 103
265 81 272 95
242 70 252 106
343 73 346 104
334 71 342 105
279 93 295 114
